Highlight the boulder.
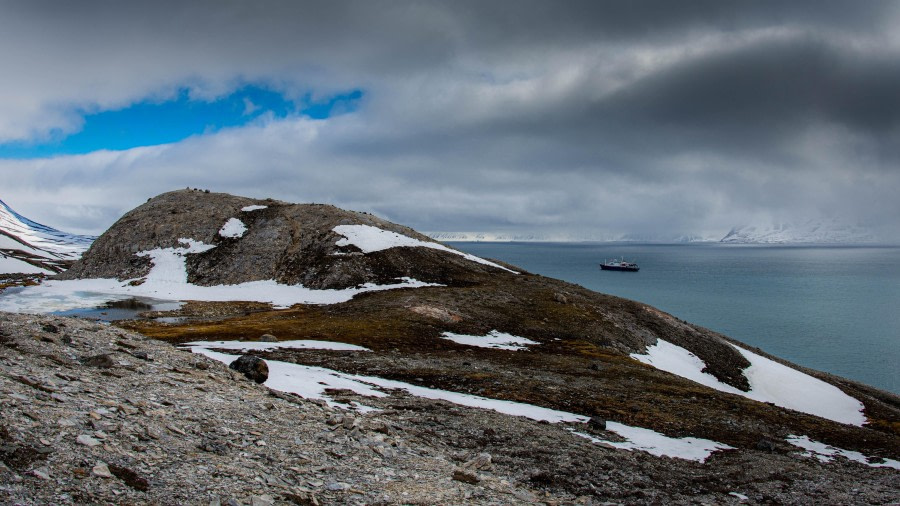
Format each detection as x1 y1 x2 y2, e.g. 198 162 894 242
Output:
229 355 268 384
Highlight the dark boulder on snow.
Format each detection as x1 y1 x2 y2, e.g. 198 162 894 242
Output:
229 355 269 384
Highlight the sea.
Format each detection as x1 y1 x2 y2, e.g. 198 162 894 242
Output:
447 242 900 395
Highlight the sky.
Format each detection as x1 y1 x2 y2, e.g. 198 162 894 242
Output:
0 1 898 241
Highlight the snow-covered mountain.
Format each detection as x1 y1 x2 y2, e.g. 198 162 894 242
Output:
0 198 96 274
720 220 878 244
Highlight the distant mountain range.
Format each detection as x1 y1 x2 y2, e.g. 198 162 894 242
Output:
720 220 878 244
0 198 96 274
429 220 881 244
426 231 717 243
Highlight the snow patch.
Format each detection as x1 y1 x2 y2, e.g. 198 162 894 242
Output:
218 218 247 238
630 339 744 395
786 435 900 469
572 422 734 462
189 345 587 423
631 339 866 426
333 224 518 274
0 238 442 312
241 205 268 212
440 330 538 351
185 339 370 352
0 254 53 275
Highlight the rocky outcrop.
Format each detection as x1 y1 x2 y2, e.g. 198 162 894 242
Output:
59 189 514 289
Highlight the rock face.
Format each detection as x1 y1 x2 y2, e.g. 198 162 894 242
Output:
59 189 511 289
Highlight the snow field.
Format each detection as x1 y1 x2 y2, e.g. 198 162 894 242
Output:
631 339 866 426
241 205 268 212
185 339 371 352
189 338 740 463
0 254 53 275
188 342 588 423
0 199 93 260
0 238 442 312
786 435 900 469
571 423 734 463
440 330 538 350
333 224 518 274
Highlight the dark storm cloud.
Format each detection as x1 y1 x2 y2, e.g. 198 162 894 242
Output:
0 0 898 240
607 38 900 136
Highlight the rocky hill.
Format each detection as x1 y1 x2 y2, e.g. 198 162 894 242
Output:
59 190 511 289
2 189 898 504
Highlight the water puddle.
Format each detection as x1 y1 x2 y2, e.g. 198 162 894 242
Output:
51 297 183 322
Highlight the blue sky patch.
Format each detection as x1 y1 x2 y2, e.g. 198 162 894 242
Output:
0 85 363 159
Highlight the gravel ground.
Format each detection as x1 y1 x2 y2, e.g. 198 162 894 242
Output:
0 312 571 505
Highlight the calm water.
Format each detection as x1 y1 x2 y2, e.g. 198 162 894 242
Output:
449 242 900 394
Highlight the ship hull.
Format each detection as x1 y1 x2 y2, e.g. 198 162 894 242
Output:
600 264 639 272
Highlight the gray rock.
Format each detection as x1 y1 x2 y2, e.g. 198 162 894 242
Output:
31 467 50 480
462 453 492 470
76 435 101 447
258 334 278 342
92 462 112 478
251 495 275 506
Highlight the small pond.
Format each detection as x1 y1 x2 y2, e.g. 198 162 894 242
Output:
51 297 183 322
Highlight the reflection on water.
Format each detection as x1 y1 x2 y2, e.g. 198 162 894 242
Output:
51 297 182 322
